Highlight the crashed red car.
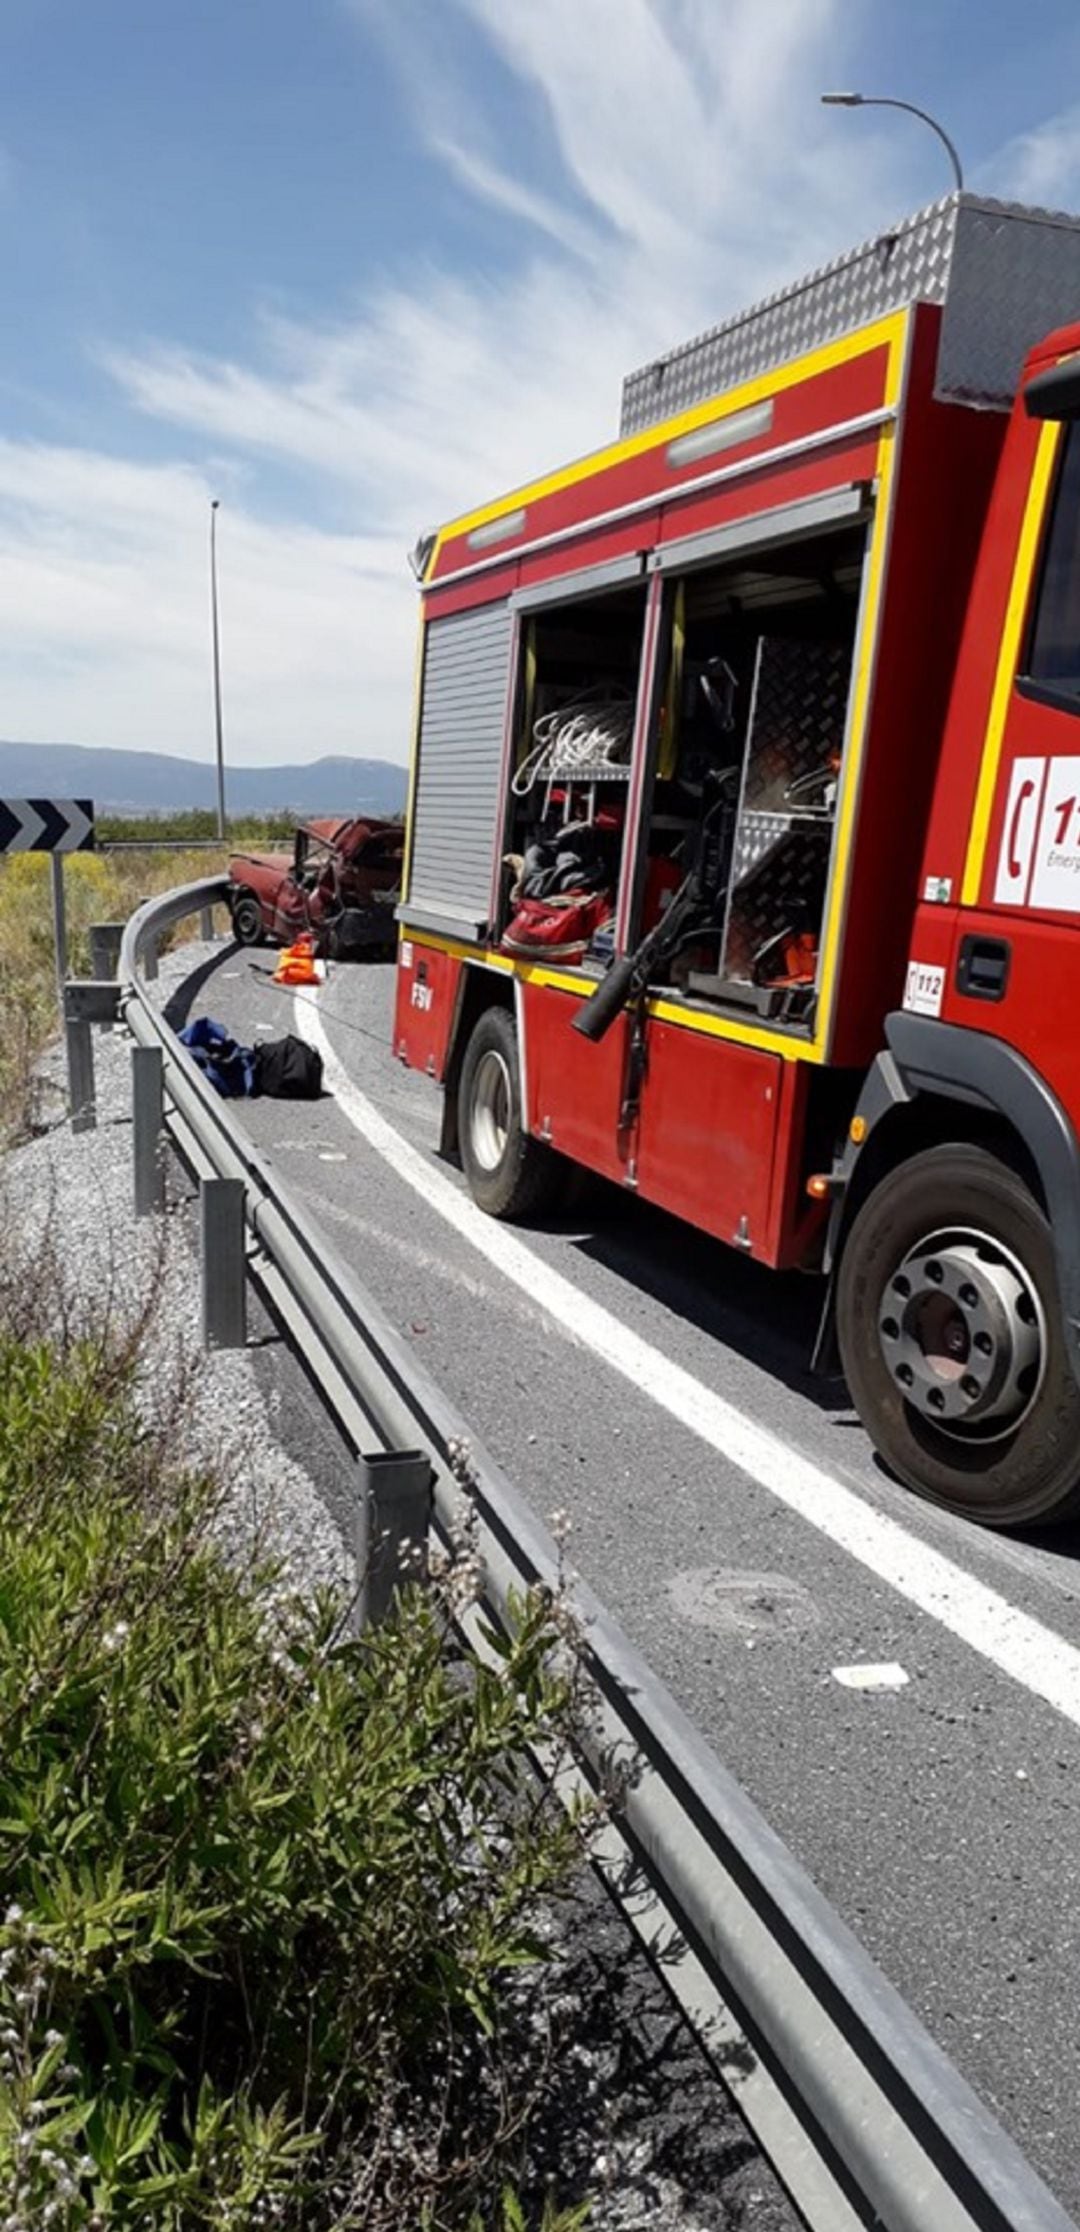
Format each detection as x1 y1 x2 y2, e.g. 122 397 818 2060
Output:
228 817 403 958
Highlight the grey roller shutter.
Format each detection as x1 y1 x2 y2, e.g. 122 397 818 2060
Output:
648 485 871 575
406 600 512 937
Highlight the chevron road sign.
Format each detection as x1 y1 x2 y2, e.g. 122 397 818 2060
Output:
0 798 95 853
1 797 100 1129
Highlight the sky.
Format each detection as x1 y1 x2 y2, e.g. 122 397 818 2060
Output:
4 0 1080 770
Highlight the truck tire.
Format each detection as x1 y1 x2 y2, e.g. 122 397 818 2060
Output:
837 1144 1080 1528
230 889 264 946
458 1006 564 1221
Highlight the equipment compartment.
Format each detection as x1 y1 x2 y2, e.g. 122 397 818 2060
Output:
711 634 851 1023
498 581 648 962
632 520 862 1032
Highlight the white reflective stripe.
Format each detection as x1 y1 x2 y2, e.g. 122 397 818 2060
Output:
429 408 893 592
304 993 1080 1733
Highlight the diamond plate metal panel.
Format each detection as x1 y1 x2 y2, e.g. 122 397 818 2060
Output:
721 824 833 985
940 201 1080 405
620 195 1080 433
719 633 848 983
740 637 850 813
733 811 806 881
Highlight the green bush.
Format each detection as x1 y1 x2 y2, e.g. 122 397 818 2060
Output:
0 1330 592 2230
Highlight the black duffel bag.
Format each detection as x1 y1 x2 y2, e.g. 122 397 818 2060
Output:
254 1033 324 1099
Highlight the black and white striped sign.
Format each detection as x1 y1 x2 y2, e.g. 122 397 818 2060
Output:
0 798 95 854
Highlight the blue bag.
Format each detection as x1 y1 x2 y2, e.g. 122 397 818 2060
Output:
179 1016 259 1098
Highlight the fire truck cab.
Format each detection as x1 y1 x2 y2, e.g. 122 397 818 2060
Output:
394 193 1080 1529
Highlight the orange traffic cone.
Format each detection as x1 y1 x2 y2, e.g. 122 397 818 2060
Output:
273 933 323 987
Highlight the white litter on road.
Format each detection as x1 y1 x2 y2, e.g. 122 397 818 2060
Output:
832 1662 910 1691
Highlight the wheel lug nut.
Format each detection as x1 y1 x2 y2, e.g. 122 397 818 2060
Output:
961 1374 981 1402
959 1282 978 1309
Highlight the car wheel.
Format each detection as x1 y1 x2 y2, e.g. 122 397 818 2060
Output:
230 889 264 946
837 1144 1080 1528
458 1006 565 1221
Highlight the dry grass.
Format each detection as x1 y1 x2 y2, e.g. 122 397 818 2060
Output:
0 846 228 1144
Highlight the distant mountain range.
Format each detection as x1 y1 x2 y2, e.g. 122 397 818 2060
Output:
0 742 408 818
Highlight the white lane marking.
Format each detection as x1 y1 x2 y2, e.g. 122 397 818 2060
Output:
302 997 1080 1730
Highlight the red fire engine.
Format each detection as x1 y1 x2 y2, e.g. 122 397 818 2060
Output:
393 194 1080 1529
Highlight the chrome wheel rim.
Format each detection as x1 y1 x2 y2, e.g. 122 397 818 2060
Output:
877 1226 1046 1444
470 1048 512 1172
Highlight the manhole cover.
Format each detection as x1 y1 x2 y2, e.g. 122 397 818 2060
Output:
666 1567 819 1639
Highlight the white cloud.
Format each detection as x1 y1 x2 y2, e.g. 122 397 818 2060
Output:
0 0 991 765
107 0 892 543
0 441 416 763
984 102 1080 210
430 138 604 263
450 0 846 270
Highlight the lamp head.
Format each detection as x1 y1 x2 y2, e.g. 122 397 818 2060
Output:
821 91 864 106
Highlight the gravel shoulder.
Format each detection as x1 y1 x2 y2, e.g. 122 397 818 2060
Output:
0 943 798 2232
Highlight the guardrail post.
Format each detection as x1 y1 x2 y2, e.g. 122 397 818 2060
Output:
89 923 124 1032
132 1045 165 1215
199 1177 247 1350
199 902 217 941
143 939 159 982
65 1017 95 1134
89 922 123 975
355 1452 434 1628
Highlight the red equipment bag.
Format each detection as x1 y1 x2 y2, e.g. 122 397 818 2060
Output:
501 890 613 960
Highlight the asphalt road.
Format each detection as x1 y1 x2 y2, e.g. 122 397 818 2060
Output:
184 943 1080 2217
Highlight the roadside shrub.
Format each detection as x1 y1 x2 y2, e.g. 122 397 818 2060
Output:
95 815 296 846
0 1327 593 2229
0 849 231 1146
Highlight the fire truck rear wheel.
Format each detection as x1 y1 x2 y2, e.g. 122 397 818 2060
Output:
459 1007 565 1221
837 1144 1080 1528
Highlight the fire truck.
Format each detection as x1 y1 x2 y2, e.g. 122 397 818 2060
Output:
393 193 1080 1530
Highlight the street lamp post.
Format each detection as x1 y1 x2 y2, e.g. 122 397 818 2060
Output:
820 93 964 196
209 498 227 842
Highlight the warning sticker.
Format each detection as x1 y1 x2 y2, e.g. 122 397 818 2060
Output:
993 757 1045 905
903 960 945 1017
992 754 1080 911
1029 756 1080 910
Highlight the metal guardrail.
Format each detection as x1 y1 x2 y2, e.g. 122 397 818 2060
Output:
110 876 1077 2232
